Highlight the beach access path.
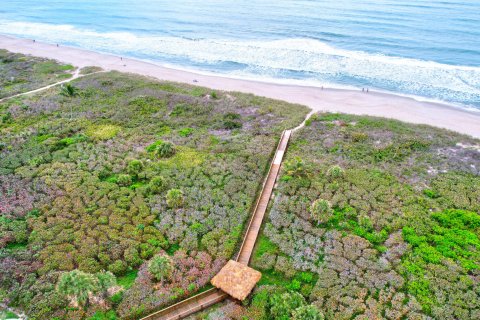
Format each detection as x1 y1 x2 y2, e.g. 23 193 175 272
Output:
140 110 315 320
0 68 105 103
141 127 296 320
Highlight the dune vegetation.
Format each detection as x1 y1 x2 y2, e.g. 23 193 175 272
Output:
1 51 479 320
0 49 75 98
230 113 479 320
0 53 309 319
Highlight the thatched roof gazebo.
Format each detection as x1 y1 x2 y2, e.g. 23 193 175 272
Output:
211 260 262 301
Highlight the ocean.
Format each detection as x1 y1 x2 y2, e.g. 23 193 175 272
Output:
1 0 479 110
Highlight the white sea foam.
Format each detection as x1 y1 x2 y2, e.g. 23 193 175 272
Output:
1 20 479 108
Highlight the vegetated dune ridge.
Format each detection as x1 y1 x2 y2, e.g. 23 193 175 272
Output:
209 113 480 320
1 49 479 320
1 34 479 139
0 55 310 319
0 48 75 99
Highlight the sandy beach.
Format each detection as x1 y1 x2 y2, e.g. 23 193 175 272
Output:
1 34 479 138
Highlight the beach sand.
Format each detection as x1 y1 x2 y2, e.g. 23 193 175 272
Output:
1 35 479 138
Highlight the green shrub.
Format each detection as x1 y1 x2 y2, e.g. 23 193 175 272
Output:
351 132 368 142
87 310 118 320
127 159 144 176
423 189 439 198
108 260 128 275
86 124 120 140
284 157 306 177
166 188 184 208
310 199 333 224
223 120 242 129
170 103 191 116
269 291 306 320
403 209 480 270
178 127 194 137
156 141 176 158
223 113 242 129
326 165 345 179
116 174 132 186
117 269 138 289
53 134 87 150
110 291 124 305
292 305 324 320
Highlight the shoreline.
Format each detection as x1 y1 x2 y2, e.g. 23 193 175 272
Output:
1 34 479 138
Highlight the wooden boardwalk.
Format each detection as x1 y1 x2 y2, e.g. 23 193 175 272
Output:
140 130 292 320
140 288 228 320
236 130 291 265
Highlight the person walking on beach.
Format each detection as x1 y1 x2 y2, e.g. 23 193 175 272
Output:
362 88 364 92
367 88 369 93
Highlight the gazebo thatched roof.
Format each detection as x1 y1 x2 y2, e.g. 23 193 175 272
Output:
211 260 262 301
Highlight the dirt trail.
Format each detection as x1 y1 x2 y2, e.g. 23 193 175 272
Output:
0 69 104 103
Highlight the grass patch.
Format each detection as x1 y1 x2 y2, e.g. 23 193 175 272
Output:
0 310 19 319
86 124 121 140
117 269 138 289
34 61 74 74
5 242 27 251
254 234 280 258
156 146 206 168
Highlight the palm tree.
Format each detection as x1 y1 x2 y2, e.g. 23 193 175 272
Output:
166 188 184 208
327 165 345 180
57 270 99 308
60 83 78 119
310 199 333 224
148 254 174 284
60 83 78 97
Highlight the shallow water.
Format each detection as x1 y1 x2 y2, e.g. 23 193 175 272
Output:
1 0 479 109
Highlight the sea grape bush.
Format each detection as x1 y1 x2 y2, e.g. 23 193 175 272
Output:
0 68 308 319
246 113 480 320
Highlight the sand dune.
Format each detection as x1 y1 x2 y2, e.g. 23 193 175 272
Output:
1 35 478 138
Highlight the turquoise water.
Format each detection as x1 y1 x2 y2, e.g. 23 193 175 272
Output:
1 0 479 109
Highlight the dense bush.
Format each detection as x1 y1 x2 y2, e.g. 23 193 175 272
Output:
245 113 480 320
0 66 309 319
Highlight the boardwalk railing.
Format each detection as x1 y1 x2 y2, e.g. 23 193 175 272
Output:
235 129 291 264
140 288 227 320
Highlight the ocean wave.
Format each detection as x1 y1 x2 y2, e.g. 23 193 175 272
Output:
1 20 479 108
